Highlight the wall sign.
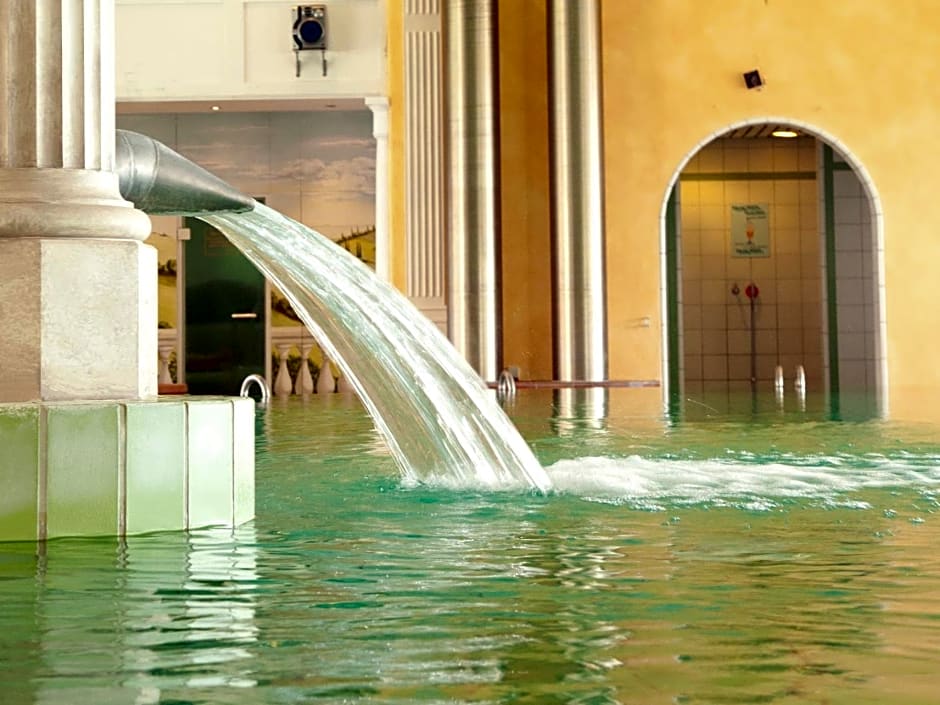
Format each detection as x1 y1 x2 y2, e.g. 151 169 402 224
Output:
731 203 770 257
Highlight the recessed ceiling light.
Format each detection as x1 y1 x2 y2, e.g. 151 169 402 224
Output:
771 129 798 138
210 105 221 112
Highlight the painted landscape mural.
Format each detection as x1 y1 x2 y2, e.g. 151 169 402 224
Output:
120 109 376 328
120 109 376 389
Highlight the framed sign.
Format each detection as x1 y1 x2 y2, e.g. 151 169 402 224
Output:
731 203 770 257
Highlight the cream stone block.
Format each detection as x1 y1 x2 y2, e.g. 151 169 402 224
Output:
40 239 158 401
0 241 41 402
1 238 157 402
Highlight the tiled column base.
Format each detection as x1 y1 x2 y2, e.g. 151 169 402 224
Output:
0 397 255 541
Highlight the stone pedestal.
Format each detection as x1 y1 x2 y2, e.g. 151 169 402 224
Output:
0 238 157 402
0 0 255 540
0 397 255 541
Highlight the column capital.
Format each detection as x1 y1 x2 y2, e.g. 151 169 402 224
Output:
365 96 390 139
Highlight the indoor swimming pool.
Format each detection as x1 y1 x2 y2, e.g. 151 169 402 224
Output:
2 389 940 704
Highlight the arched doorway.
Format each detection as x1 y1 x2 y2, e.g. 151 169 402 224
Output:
661 120 885 416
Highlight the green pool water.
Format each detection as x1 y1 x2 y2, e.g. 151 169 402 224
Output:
2 389 940 704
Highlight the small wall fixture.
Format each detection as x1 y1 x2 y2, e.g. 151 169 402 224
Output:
743 69 763 89
292 5 328 78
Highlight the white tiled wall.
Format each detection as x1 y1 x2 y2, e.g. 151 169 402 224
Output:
826 155 879 393
679 137 821 392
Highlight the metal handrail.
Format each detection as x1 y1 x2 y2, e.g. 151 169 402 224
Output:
497 369 517 398
240 374 271 405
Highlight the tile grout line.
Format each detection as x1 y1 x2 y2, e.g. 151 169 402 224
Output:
118 403 127 536
183 401 190 530
37 405 48 542
231 400 236 528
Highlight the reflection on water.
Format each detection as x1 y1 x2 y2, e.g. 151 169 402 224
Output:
1 391 940 703
0 528 259 705
551 388 609 437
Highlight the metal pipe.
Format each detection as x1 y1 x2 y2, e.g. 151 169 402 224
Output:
445 0 501 381
115 129 255 215
549 0 607 382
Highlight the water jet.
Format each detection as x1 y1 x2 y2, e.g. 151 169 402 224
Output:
113 129 549 491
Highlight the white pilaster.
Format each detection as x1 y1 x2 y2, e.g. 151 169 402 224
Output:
404 0 447 332
366 95 390 283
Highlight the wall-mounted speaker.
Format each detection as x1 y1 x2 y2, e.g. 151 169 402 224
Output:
293 5 327 51
743 69 763 89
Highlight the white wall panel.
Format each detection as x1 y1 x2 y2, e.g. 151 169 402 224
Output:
116 2 232 98
116 0 383 101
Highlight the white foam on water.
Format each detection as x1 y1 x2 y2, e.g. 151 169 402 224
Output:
544 455 940 510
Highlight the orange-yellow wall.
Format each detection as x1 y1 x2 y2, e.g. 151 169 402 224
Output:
601 0 940 417
386 0 407 291
498 0 553 380
387 0 940 418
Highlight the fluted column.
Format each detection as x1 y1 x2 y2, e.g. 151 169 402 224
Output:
0 0 155 402
403 0 447 331
445 0 500 381
549 0 608 381
366 96 390 282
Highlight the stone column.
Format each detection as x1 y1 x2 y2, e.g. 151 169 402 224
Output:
0 0 155 402
445 0 501 381
549 0 608 382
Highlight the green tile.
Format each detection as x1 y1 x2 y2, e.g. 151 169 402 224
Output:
186 400 233 528
46 403 120 538
126 401 186 534
232 398 256 526
0 405 39 541
0 543 39 580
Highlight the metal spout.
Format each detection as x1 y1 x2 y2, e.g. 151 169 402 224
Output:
115 129 255 215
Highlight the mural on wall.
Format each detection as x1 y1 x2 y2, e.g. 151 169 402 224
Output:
145 229 179 329
118 109 376 329
271 225 376 326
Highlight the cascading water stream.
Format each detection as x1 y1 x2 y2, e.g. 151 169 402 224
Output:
203 204 552 492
